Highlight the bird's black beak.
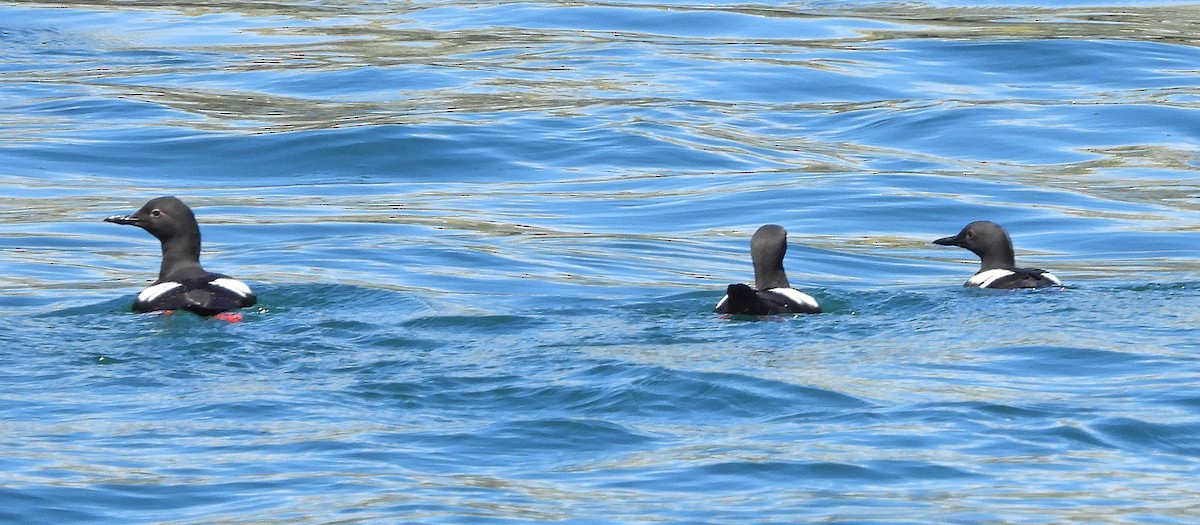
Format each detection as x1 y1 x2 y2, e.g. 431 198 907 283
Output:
103 214 139 225
933 234 960 246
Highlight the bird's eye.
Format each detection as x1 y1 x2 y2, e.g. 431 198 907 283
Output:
150 209 162 217
965 230 974 238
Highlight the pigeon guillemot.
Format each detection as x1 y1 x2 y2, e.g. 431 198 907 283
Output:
933 220 1062 289
104 196 257 316
714 224 821 315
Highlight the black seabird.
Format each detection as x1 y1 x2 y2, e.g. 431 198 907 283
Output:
104 196 257 315
714 224 821 315
933 220 1062 289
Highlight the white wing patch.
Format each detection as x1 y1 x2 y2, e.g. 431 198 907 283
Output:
714 294 729 310
967 269 1015 288
210 278 253 298
1041 272 1063 286
767 287 819 310
137 282 183 303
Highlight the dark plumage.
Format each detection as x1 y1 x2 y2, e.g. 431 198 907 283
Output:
933 220 1062 289
104 196 257 315
714 224 821 315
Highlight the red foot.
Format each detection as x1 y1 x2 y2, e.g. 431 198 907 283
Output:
214 312 243 323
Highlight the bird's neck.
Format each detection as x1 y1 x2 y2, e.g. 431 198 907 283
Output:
978 245 1016 271
157 234 203 282
754 262 790 290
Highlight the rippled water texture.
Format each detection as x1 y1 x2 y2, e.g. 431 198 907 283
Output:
1 1 1199 523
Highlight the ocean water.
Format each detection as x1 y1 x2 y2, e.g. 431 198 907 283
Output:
2 0 1199 522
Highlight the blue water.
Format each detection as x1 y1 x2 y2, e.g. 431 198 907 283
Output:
2 0 1199 522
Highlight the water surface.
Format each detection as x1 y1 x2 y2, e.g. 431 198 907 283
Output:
1 0 1199 523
